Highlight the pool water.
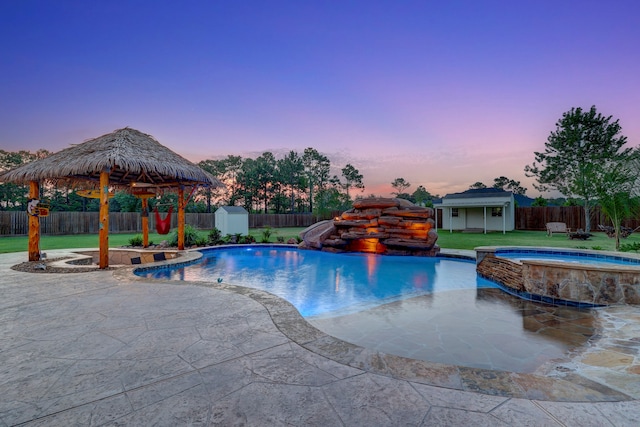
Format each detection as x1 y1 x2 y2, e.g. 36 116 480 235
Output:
138 246 499 317
310 288 596 373
496 249 640 266
137 246 599 373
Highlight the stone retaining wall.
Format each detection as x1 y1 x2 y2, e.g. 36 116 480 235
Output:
477 248 640 306
476 255 524 291
72 249 181 265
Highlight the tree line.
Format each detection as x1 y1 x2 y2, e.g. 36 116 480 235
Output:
0 147 366 215
525 105 640 249
2 105 638 249
196 148 365 215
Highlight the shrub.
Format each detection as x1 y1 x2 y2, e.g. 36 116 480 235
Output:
129 235 143 246
208 228 223 245
169 224 201 247
195 236 208 246
239 235 256 244
276 236 285 243
260 227 272 243
620 242 640 253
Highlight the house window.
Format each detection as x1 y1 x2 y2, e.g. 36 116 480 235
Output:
491 207 502 217
451 208 459 217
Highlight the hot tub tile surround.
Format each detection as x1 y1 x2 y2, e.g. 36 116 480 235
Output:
476 247 640 306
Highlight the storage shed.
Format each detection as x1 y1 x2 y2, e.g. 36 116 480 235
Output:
215 206 249 236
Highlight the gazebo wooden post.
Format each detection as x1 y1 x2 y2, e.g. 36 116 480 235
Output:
28 181 40 261
178 186 185 250
99 169 110 269
141 198 149 247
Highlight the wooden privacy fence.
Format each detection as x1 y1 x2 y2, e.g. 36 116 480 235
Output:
4 207 637 236
0 211 330 236
516 206 640 231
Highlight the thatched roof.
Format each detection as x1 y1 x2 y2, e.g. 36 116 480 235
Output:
0 127 222 189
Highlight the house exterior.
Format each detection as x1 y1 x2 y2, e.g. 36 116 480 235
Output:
433 188 515 233
214 206 249 236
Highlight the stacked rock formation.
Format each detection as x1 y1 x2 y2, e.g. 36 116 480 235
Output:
299 197 439 256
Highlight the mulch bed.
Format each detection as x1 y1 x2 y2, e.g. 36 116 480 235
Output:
11 257 117 273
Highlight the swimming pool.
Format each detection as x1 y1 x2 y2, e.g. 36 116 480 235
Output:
136 246 499 317
136 246 599 372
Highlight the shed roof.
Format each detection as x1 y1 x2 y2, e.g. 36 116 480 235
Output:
443 188 513 199
217 206 248 214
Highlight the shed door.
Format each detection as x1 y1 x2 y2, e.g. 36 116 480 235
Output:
466 208 485 228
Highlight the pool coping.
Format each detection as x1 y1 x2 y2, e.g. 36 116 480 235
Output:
115 245 636 403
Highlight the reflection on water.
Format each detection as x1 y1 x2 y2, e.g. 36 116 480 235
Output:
136 247 489 317
475 289 596 345
309 288 598 373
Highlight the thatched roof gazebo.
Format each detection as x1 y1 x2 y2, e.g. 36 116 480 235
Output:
0 127 223 268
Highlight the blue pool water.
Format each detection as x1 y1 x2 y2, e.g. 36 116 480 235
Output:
136 246 499 317
495 249 640 266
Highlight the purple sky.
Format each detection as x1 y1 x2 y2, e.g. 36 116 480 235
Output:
2 1 639 198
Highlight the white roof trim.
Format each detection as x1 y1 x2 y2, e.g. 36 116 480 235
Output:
434 201 510 208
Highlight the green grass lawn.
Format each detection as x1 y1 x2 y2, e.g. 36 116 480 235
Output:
435 230 640 252
0 227 638 254
0 227 307 254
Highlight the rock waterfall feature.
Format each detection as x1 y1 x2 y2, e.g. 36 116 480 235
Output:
299 198 439 256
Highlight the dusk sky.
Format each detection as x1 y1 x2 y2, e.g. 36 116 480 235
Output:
1 1 639 198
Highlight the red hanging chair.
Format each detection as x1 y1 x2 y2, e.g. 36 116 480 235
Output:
154 206 173 235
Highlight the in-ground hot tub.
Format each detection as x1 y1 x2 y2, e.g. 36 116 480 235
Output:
476 247 640 306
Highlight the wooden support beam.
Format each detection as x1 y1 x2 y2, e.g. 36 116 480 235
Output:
141 198 149 247
99 170 110 269
28 181 40 262
178 186 185 250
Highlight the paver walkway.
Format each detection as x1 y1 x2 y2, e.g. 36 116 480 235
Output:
1 250 639 426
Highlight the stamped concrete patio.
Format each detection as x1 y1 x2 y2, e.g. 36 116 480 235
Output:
1 249 639 426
